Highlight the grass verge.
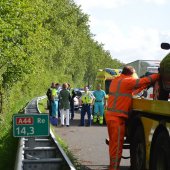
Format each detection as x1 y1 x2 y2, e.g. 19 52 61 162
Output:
0 101 28 170
38 98 47 113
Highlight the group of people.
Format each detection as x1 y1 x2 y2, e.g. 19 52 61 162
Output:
79 84 107 127
46 82 75 127
46 82 108 127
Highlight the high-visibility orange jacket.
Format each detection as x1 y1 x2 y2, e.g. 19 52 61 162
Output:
106 73 160 120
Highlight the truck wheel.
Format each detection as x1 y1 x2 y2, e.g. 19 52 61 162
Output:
130 124 146 170
149 131 170 170
153 80 169 100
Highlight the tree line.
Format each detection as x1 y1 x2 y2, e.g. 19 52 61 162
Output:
0 0 122 115
0 1 122 168
0 0 121 169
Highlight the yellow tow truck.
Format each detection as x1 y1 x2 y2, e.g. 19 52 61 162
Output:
130 98 170 170
103 43 170 170
125 43 170 170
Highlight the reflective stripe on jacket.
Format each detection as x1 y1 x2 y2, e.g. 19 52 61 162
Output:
106 73 159 120
81 92 93 104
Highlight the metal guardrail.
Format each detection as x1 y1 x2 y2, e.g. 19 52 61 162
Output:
14 96 76 170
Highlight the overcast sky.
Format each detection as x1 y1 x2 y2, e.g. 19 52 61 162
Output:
74 0 170 63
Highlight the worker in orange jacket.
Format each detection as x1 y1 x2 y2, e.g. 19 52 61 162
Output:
105 66 160 170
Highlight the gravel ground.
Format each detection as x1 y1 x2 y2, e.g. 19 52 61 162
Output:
53 111 130 170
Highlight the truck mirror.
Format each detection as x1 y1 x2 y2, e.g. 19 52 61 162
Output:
161 43 170 50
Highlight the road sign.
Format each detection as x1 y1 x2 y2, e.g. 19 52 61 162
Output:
13 114 49 137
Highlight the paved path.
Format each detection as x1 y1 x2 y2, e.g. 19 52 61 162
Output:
53 111 130 170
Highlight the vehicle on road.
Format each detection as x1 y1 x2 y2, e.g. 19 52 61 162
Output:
106 43 170 170
126 43 170 170
73 96 80 110
73 88 84 110
95 68 121 94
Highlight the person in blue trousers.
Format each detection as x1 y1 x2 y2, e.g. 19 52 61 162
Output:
51 84 59 120
55 83 61 118
93 84 107 125
79 86 94 126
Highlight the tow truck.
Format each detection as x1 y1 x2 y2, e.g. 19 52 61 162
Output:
127 43 170 170
105 43 170 170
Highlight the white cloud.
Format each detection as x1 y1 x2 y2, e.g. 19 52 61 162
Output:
74 0 128 10
91 20 170 63
74 0 167 10
74 0 170 63
144 0 168 5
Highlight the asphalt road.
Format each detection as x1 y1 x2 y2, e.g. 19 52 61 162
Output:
54 110 130 170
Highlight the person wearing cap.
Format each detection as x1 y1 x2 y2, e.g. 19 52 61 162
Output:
93 84 107 125
79 86 95 126
105 66 160 170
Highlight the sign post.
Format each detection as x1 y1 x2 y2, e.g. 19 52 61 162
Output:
13 114 49 137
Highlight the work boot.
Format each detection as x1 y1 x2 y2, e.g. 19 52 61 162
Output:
99 116 103 125
105 138 109 145
93 115 97 123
